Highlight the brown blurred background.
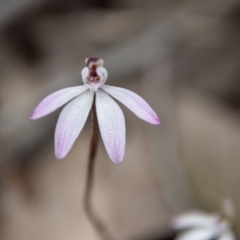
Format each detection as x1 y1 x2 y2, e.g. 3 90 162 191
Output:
1 0 240 239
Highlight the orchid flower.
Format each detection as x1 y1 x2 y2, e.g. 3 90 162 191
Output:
172 206 236 240
29 57 161 164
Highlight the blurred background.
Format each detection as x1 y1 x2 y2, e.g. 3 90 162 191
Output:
0 0 240 239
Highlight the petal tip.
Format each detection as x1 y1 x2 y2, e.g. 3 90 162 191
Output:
156 118 162 125
28 112 37 120
150 115 162 125
55 145 67 160
112 151 124 165
114 160 123 165
29 109 43 120
55 151 66 160
111 155 124 165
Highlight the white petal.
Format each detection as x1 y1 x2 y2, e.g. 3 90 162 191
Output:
96 66 108 84
81 67 89 84
102 85 161 125
176 229 216 240
173 212 220 230
96 90 125 164
55 90 94 159
219 231 236 240
29 85 88 120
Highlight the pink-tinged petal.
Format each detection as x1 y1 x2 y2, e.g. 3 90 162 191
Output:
102 85 161 125
173 212 219 230
176 229 216 240
96 90 125 164
55 90 94 159
29 85 88 120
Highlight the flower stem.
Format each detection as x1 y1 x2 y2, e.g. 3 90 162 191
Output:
84 98 112 240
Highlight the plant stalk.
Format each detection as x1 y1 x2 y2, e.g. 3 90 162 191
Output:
83 98 112 240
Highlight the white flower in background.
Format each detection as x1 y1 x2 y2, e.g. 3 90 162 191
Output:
172 200 236 240
29 57 161 164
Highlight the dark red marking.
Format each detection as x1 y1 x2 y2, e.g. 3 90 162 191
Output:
86 57 100 67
